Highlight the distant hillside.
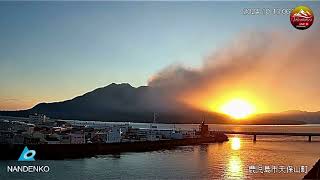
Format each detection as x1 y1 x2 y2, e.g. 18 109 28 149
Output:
251 111 320 124
0 83 317 124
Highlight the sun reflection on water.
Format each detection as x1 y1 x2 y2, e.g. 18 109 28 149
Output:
231 137 241 150
227 155 244 179
225 137 244 179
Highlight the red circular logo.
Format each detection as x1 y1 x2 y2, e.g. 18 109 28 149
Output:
290 6 314 30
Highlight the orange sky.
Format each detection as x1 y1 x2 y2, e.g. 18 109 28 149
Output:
150 30 320 114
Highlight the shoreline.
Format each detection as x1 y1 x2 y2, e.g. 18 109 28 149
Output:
0 115 309 125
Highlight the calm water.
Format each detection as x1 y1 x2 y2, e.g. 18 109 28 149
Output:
1 124 320 180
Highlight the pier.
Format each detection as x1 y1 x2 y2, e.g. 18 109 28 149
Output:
211 131 320 142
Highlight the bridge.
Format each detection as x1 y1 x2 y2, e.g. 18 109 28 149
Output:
211 131 320 142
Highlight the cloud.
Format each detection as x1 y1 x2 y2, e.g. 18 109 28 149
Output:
148 29 320 113
0 98 20 102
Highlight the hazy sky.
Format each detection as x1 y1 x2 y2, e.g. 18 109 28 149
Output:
0 1 319 110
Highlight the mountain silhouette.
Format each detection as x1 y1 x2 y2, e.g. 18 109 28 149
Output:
0 83 317 124
0 83 228 123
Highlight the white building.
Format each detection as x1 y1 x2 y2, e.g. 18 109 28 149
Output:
170 131 183 139
156 129 184 140
118 124 130 135
105 127 121 143
137 129 160 141
29 114 49 124
181 130 196 139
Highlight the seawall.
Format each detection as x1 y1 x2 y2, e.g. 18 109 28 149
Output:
0 137 228 160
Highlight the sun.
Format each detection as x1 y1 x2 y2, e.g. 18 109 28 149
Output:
219 99 255 119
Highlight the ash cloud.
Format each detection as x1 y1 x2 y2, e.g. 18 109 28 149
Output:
148 30 320 112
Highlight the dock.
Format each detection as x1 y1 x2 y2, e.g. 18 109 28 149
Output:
211 131 320 142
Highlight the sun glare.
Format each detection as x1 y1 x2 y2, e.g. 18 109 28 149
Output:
231 137 241 150
219 99 255 119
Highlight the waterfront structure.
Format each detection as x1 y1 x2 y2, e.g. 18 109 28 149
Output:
199 121 209 137
45 135 60 144
156 130 183 139
105 127 121 143
29 114 49 124
0 115 229 160
181 130 196 139
0 120 11 131
136 129 161 141
0 115 222 145
60 133 72 144
70 133 85 144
